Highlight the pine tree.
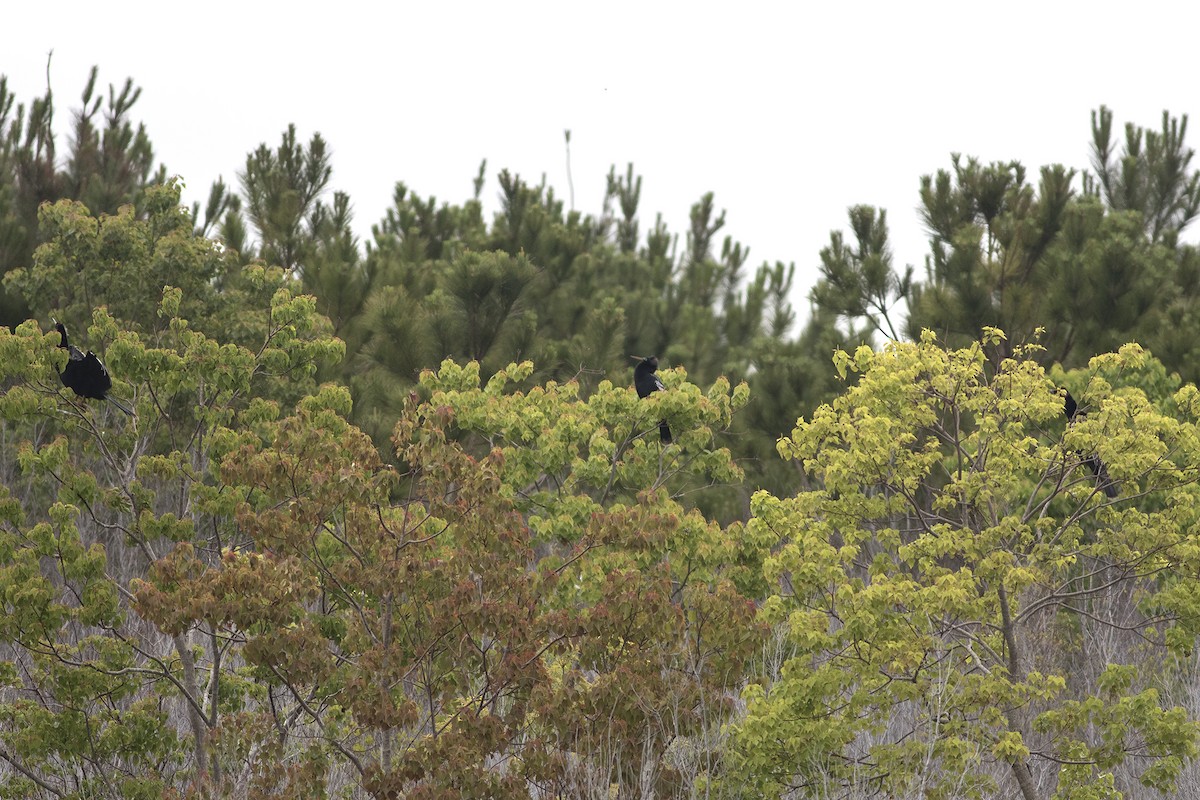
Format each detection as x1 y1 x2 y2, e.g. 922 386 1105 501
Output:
0 65 166 327
810 108 1200 381
1087 106 1200 245
238 123 333 271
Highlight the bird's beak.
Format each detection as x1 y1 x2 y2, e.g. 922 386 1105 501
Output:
628 354 643 361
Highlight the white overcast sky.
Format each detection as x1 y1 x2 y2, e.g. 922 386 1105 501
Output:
5 1 1199 319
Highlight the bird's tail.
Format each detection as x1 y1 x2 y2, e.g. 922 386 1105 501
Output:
1085 455 1119 498
107 395 134 417
659 420 672 444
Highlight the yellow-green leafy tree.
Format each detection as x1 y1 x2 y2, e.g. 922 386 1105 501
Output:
735 330 1200 800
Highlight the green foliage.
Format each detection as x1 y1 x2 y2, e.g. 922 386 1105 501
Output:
1087 106 1200 245
0 65 165 327
0 183 768 797
0 191 345 796
5 183 234 336
811 107 1200 396
8 61 1200 800
733 331 1200 799
239 123 333 271
812 204 912 341
904 157 1077 355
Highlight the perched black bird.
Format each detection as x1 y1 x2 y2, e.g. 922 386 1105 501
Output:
633 355 672 443
1062 389 1116 498
53 320 133 416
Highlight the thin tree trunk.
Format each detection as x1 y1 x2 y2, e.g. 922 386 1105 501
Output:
381 592 393 773
997 583 1039 800
174 631 210 784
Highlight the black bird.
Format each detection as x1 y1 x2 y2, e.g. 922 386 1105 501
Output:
53 320 133 416
1062 389 1116 498
633 355 672 443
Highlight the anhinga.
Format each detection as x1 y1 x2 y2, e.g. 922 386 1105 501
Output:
53 320 133 416
632 355 671 443
1062 389 1116 498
